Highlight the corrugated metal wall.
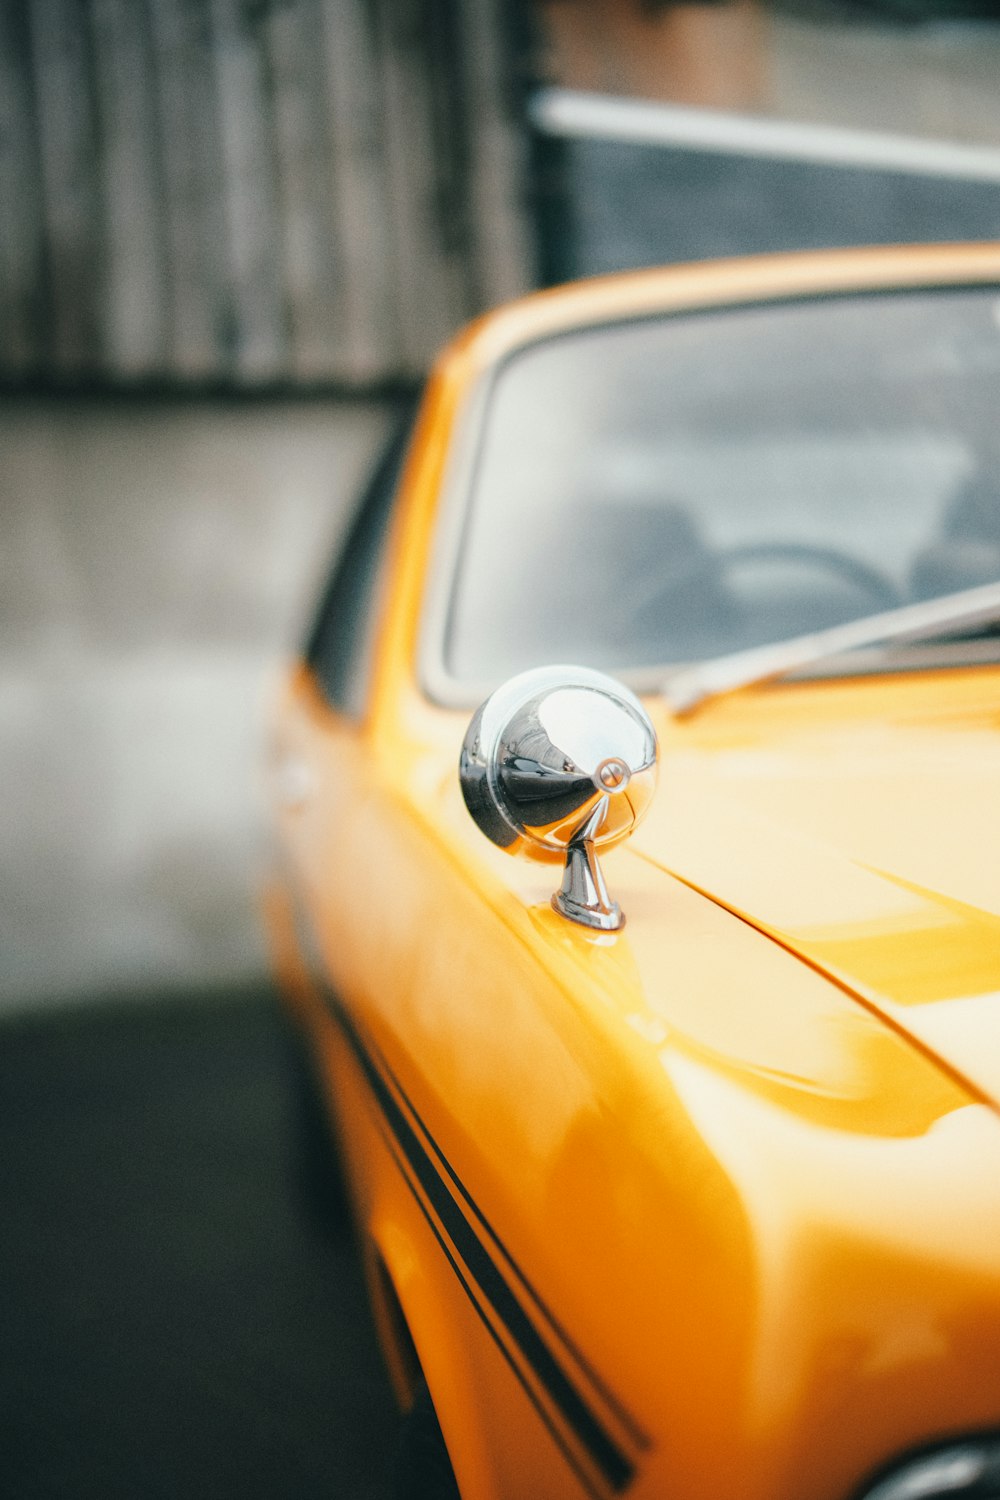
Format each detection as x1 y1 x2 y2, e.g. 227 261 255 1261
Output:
0 0 535 389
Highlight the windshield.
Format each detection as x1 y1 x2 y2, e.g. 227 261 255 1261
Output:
443 287 1000 689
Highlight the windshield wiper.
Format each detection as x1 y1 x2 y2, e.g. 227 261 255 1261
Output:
665 579 1000 716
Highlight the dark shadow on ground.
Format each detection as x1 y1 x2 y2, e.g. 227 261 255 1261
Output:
0 984 397 1500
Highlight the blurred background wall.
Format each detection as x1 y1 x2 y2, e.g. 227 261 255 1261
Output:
0 0 531 387
1 0 533 1012
4 0 1000 1013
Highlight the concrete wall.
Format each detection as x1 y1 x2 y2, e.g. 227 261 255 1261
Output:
1 397 392 1011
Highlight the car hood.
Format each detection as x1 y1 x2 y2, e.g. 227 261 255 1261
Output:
629 667 1000 1110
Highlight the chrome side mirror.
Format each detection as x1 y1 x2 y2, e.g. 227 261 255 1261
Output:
459 666 658 931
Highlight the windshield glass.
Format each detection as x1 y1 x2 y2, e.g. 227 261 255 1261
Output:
444 287 1000 688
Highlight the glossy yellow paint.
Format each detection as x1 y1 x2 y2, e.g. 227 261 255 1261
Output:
269 245 1000 1500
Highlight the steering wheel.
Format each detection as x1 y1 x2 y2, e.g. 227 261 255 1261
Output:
626 539 902 658
714 542 902 611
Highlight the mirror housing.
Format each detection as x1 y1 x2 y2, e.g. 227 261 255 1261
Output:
459 666 658 930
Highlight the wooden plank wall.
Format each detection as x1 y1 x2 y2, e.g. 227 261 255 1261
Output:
0 0 535 389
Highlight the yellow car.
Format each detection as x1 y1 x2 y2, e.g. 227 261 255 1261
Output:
267 244 1000 1500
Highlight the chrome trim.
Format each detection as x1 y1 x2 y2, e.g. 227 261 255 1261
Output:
532 87 1000 186
459 666 658 932
416 367 496 709
858 1437 1000 1500
553 799 622 932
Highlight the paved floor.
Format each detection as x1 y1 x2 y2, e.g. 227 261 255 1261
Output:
0 985 398 1500
0 396 393 1013
0 399 405 1497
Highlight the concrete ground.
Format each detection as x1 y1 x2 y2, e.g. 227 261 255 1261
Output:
1 395 393 1013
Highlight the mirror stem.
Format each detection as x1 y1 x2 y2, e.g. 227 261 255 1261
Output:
552 799 624 931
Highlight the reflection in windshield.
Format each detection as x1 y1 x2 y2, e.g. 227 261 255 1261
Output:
445 288 1000 687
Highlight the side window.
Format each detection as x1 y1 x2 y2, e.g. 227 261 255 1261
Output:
305 408 415 719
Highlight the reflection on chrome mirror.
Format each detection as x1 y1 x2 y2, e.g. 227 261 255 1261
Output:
459 666 658 931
